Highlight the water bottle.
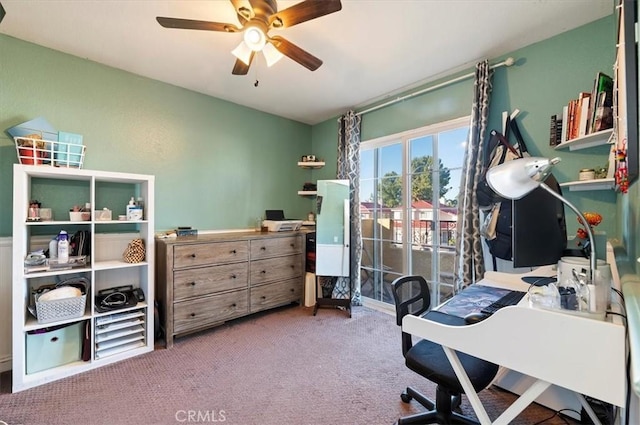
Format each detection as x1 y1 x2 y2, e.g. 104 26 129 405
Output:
57 230 69 263
49 237 58 259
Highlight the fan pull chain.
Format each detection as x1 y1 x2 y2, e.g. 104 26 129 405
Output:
253 62 259 87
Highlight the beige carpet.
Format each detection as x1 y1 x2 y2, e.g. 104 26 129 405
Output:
0 304 579 425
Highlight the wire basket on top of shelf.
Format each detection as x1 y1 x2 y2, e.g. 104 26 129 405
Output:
32 277 89 324
15 136 86 168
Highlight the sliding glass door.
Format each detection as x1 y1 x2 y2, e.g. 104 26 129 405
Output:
360 117 469 305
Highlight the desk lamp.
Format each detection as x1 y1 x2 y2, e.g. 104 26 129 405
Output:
486 157 597 283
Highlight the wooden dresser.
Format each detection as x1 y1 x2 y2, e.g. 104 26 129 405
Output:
156 231 304 347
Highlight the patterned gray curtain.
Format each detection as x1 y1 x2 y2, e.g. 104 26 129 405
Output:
332 110 363 305
454 60 492 292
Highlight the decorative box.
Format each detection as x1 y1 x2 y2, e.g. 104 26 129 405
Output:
93 208 112 221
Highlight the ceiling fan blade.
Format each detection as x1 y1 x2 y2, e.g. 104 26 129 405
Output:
232 53 255 75
0 2 5 24
156 17 241 32
270 0 342 28
269 36 322 71
230 0 253 24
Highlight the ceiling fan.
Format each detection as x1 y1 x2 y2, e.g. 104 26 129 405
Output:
156 0 342 75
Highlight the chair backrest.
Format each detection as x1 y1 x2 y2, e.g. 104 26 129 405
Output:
391 275 431 356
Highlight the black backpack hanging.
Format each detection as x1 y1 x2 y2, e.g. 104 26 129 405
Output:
476 117 529 209
476 116 529 268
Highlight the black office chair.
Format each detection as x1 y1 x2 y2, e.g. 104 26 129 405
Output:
391 275 500 425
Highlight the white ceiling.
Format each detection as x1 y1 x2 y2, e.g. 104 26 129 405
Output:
0 0 613 125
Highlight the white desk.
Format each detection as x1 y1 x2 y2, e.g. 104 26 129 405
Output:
402 268 627 425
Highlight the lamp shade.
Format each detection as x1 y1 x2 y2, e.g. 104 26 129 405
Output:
263 42 284 67
232 41 253 65
486 157 560 200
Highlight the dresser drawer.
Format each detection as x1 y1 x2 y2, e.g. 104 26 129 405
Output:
173 263 248 301
250 254 304 285
173 289 249 334
173 241 248 269
250 278 302 313
250 235 303 260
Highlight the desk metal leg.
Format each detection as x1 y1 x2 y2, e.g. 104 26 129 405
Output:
443 347 553 425
492 380 552 425
443 347 492 424
576 394 603 425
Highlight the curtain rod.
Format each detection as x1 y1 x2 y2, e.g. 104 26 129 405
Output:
355 57 516 117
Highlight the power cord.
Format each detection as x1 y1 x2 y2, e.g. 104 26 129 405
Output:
530 408 580 425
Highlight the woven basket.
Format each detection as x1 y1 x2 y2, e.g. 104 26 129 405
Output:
123 238 145 263
34 277 89 324
35 294 87 324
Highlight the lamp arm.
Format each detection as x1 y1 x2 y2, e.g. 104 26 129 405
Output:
539 182 597 282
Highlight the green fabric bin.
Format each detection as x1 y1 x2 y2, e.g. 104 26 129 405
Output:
26 321 84 374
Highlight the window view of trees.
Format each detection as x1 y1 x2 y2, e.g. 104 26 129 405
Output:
378 156 451 208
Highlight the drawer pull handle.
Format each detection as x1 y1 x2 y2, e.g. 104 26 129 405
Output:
261 270 266 274
230 249 237 254
190 281 196 286
231 274 237 279
261 296 266 300
190 254 197 258
231 303 237 308
260 246 266 251
290 243 294 247
290 265 295 269
190 313 195 317
290 288 295 292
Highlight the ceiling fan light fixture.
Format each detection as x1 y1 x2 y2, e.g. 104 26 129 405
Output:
263 42 284 67
243 25 266 51
232 41 253 66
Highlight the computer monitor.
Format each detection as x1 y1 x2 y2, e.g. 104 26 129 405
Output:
512 173 567 268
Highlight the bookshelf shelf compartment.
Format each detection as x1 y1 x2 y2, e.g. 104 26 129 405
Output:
554 129 613 151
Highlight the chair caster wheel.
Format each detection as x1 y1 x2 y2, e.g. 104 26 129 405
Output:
452 394 461 409
400 392 412 403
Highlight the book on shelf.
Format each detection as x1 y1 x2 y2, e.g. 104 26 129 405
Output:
549 114 563 146
592 91 614 133
561 106 569 143
550 114 558 146
560 72 614 142
590 72 614 133
578 93 591 138
567 99 578 141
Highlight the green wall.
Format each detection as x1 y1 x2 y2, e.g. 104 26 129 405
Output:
0 34 315 236
312 15 619 243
